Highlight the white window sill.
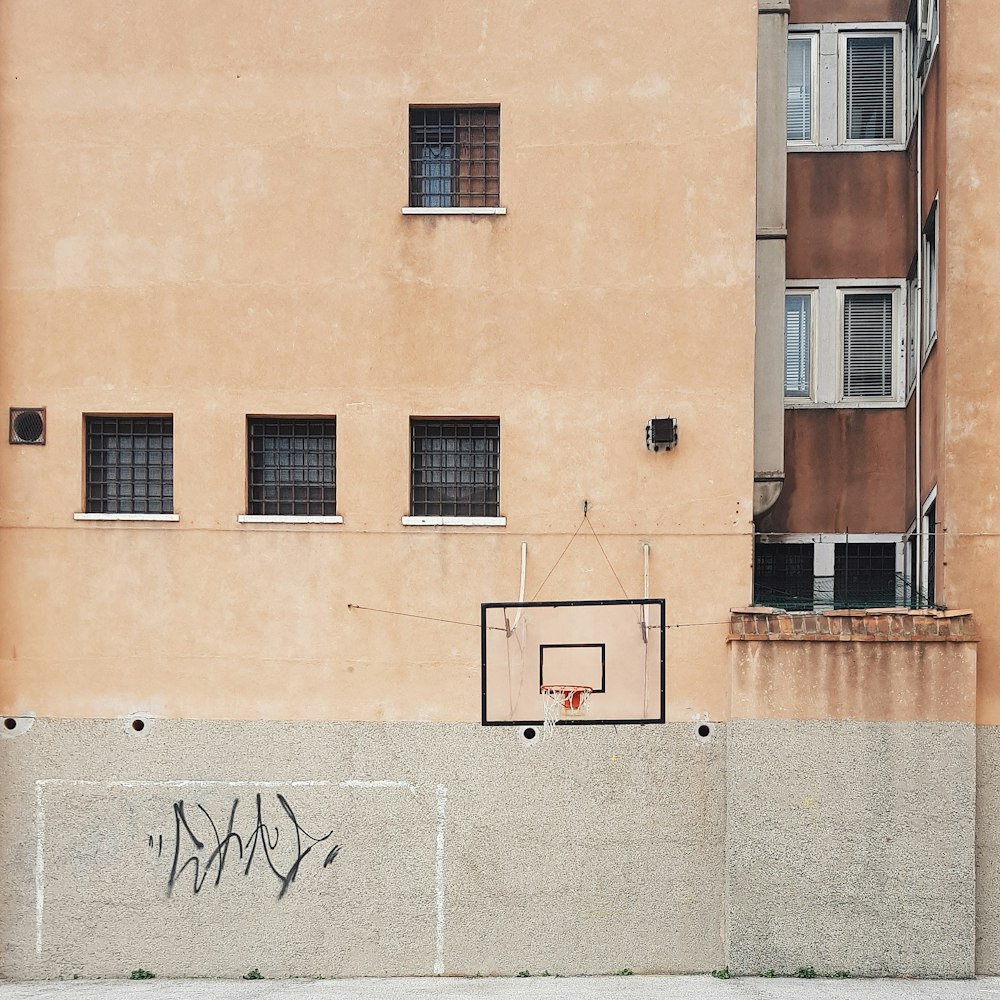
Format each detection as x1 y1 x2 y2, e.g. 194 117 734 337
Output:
237 515 344 524
785 400 904 410
401 207 507 216
401 515 506 527
788 143 906 154
74 513 179 522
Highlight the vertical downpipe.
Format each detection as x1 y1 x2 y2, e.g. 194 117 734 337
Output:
915 77 924 605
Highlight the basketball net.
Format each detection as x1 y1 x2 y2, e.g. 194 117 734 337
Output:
540 684 593 736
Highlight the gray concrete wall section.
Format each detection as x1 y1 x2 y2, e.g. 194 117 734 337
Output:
726 720 976 978
976 726 1000 974
0 720 726 980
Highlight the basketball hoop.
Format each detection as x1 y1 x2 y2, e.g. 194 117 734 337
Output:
540 684 593 735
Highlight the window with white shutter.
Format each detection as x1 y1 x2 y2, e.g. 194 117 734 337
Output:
842 292 894 399
784 293 812 398
843 34 898 142
786 281 904 407
787 35 815 143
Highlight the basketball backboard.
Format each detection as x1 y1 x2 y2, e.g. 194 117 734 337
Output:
481 599 665 726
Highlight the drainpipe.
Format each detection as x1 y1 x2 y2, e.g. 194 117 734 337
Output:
754 1 790 518
914 71 924 604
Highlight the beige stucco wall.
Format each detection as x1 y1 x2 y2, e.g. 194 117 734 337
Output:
939 1 1000 725
0 1 758 724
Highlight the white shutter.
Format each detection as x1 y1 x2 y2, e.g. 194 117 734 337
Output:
843 292 893 398
787 36 813 142
846 36 895 141
784 294 811 397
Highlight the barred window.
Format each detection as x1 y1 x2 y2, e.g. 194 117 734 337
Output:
86 416 173 514
411 419 500 518
409 107 500 208
753 542 815 611
248 418 337 517
834 542 897 609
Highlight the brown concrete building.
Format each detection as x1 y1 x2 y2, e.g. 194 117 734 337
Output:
0 0 993 981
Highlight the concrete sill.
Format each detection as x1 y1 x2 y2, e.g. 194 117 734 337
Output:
237 515 344 524
401 515 507 527
789 143 907 154
74 513 179 522
401 207 507 216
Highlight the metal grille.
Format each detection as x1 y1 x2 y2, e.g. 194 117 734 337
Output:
411 419 499 517
248 418 336 517
834 542 897 608
409 107 500 208
753 543 815 611
86 416 173 514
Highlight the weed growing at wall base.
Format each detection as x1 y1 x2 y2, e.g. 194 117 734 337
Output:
130 969 155 980
711 967 731 979
243 968 263 980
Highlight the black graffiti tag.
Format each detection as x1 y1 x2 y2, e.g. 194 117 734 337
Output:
151 793 341 899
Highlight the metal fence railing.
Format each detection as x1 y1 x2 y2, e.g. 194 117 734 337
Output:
753 572 932 613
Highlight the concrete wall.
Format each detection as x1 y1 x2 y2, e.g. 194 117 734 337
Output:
0 719 726 979
727 612 977 978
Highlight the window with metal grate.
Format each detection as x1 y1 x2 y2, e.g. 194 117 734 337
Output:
410 419 500 517
843 292 893 398
247 418 337 517
409 107 500 208
845 35 896 142
834 542 897 609
85 416 173 514
753 542 815 611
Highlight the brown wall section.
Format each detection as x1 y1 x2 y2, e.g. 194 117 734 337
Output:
787 152 915 279
790 0 909 23
758 408 909 533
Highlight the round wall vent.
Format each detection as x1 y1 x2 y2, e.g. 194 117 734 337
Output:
10 408 45 445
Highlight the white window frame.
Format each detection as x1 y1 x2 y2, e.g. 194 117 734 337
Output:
838 30 904 146
922 197 939 361
915 0 940 79
838 285 903 404
786 279 906 409
789 24 906 152
905 271 918 396
787 32 819 146
784 289 817 402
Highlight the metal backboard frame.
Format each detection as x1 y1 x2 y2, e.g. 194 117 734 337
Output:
480 598 666 726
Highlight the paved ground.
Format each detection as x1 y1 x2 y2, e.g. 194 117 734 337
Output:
0 978 999 999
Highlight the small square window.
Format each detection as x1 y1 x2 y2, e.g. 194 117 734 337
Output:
754 542 815 611
85 416 173 514
409 107 500 209
247 418 337 517
410 419 500 517
834 542 897 609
